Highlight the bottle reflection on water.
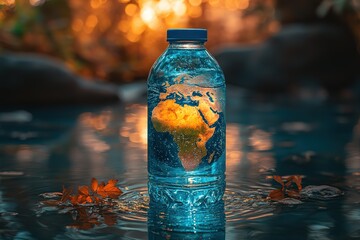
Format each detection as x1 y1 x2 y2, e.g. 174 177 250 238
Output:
148 181 225 239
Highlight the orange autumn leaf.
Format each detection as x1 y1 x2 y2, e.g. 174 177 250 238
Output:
61 186 72 202
268 175 303 201
85 196 93 203
68 222 94 230
284 175 294 181
78 186 90 196
292 175 302 191
281 175 303 190
92 195 102 204
46 178 122 206
268 189 285 200
68 207 101 230
42 200 61 206
97 179 122 199
284 180 293 188
71 194 87 205
104 214 117 226
91 178 99 192
287 190 300 198
273 176 284 186
76 185 94 204
70 195 79 205
41 178 124 230
68 189 91 205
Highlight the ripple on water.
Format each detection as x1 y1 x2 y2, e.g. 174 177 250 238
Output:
224 188 274 222
114 184 276 224
37 184 276 225
116 185 148 223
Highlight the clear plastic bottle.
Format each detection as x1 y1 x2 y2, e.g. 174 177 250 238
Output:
147 29 226 206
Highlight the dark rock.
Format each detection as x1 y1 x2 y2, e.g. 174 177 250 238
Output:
300 185 343 200
213 46 256 87
284 154 313 165
215 23 359 94
249 23 359 92
0 53 120 106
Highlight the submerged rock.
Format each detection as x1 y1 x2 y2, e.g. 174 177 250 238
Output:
278 198 303 205
300 185 343 200
285 151 317 165
0 53 120 105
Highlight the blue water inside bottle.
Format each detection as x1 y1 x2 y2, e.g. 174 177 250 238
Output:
147 29 226 232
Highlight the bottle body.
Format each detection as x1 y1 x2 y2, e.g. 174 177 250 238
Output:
147 33 226 232
147 40 226 205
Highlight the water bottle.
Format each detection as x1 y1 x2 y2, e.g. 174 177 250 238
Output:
147 29 226 210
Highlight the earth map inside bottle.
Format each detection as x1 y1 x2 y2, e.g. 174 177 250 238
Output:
147 29 226 206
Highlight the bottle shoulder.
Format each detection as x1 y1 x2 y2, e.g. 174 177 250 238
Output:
148 48 225 87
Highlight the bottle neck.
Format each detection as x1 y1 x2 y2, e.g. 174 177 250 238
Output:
168 41 206 49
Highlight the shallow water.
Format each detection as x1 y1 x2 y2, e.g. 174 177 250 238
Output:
1 86 360 240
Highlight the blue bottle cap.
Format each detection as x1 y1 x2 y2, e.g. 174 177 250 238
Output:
167 28 207 42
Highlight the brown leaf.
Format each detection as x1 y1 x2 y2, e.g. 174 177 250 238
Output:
85 196 93 203
104 214 117 226
78 186 90 196
91 178 98 192
70 195 79 205
287 190 300 198
268 189 285 201
97 179 122 199
105 179 118 188
99 181 106 188
284 179 293 188
42 200 61 206
71 207 101 229
69 208 100 229
57 178 122 206
273 176 284 186
292 175 303 190
70 195 88 205
61 186 72 202
68 222 95 230
77 207 88 218
77 195 87 204
93 196 102 204
284 176 294 182
39 178 126 231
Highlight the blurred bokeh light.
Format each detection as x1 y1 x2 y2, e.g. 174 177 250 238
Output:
0 0 278 81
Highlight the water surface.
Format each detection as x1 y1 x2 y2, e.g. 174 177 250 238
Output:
1 86 360 239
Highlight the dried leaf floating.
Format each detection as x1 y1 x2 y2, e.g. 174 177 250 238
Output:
267 175 303 201
43 178 123 206
96 179 123 199
292 175 303 191
41 200 61 206
273 175 284 187
268 189 285 201
67 206 101 230
91 177 99 192
61 186 72 202
40 178 123 230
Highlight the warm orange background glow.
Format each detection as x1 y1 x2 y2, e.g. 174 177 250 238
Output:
68 0 276 79
0 0 278 81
